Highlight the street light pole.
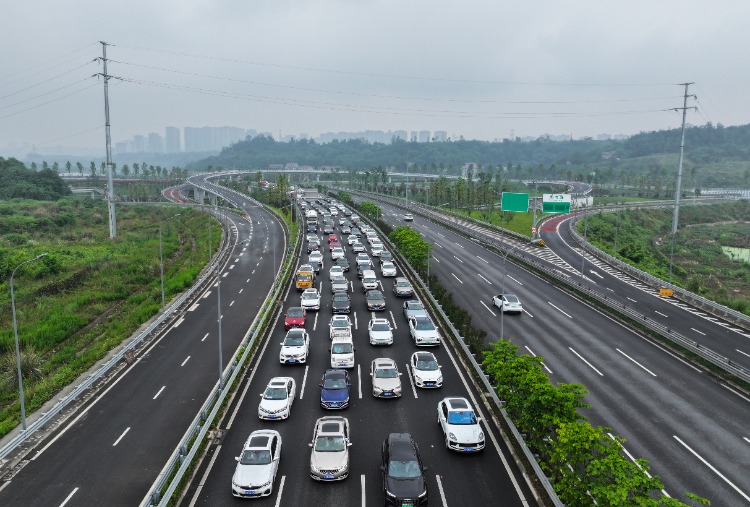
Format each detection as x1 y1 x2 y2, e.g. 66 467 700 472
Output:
159 213 181 308
500 244 522 341
11 253 48 430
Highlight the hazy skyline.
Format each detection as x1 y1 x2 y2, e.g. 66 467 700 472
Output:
3 1 748 157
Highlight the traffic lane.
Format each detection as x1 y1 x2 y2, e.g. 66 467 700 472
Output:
191 240 529 506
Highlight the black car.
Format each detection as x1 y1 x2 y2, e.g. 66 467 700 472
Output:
335 257 350 272
381 433 428 506
366 290 386 311
307 240 321 254
307 224 318 233
331 291 351 314
357 263 372 279
309 260 321 274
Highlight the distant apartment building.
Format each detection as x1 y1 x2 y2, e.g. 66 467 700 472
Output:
133 135 145 153
165 126 181 153
147 133 163 153
418 130 430 143
433 130 447 142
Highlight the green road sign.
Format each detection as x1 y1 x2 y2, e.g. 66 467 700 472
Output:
501 192 529 212
542 193 571 214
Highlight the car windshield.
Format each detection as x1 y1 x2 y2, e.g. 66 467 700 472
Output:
297 274 312 281
397 281 410 287
287 308 304 318
302 293 318 300
415 320 434 331
331 343 353 354
388 460 421 478
240 449 271 465
448 410 477 425
375 368 398 378
368 292 383 300
314 436 346 452
416 359 438 371
333 295 348 302
264 387 287 400
504 295 519 303
323 377 347 389
408 302 424 310
371 322 390 332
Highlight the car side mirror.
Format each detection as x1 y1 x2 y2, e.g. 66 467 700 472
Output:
319 384 323 388
347 383 352 387
399 372 403 376
235 457 240 462
279 342 284 346
259 393 263 397
422 466 428 472
379 466 386 472
308 443 313 447
438 366 442 369
346 441 352 447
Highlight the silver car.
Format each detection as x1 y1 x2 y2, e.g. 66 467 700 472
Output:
309 416 351 481
370 358 402 398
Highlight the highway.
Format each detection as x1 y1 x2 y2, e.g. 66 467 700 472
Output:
359 196 750 506
0 183 283 506
181 201 533 506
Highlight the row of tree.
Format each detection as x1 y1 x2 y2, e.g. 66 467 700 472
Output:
0 158 70 200
28 160 188 181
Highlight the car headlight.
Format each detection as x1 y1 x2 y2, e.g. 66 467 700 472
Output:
373 386 383 394
479 431 485 440
437 375 443 383
386 490 396 498
448 432 456 441
419 489 428 498
414 374 423 383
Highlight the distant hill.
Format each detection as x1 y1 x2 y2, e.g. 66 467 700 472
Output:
190 123 750 187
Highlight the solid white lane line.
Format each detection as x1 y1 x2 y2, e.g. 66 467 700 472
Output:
609 433 670 498
313 312 319 331
522 308 534 318
432 256 440 263
361 475 366 507
436 475 448 506
405 363 418 399
153 386 166 399
480 301 496 316
477 274 492 284
201 333 209 342
524 346 552 374
59 487 79 507
436 232 445 237
358 363 363 399
721 384 750 403
274 476 286 507
655 310 668 317
673 435 750 502
606 287 615 292
300 366 309 400
441 336 528 503
616 349 656 377
354 312 358 330
737 349 750 359
691 328 706 336
548 302 572 319
113 427 130 447
507 275 523 285
477 255 489 263
388 311 397 327
569 348 603 376
743 437 750 444
453 255 464 263
451 273 463 284
181 356 191 367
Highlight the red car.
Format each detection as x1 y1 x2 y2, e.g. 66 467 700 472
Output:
327 233 339 243
329 240 342 251
284 306 307 330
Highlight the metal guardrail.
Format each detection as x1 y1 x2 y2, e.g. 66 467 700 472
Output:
346 193 563 506
567 213 750 331
354 190 750 384
0 206 232 465
142 180 301 506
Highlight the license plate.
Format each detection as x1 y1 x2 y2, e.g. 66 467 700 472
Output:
384 392 393 396
245 490 256 495
323 474 334 480
289 359 296 363
338 363 348 367
425 382 434 386
464 447 474 452
330 402 339 407
268 415 278 419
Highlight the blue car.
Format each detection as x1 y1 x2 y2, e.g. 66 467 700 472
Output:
320 369 351 409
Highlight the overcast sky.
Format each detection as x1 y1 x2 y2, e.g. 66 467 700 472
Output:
2 0 748 156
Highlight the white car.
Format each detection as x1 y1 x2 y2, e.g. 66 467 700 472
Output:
404 213 414 221
309 416 351 481
329 315 353 340
368 318 393 345
329 266 345 281
410 352 442 388
258 377 296 420
347 234 358 245
330 336 355 368
492 293 523 314
437 397 485 452
309 251 323 265
403 300 428 319
300 288 321 311
279 328 310 364
355 253 371 266
371 243 384 257
408 316 440 346
370 358 402 398
331 247 345 260
380 261 397 277
351 242 366 253
231 429 282 498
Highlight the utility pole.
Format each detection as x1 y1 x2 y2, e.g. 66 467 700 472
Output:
668 82 696 283
99 41 117 238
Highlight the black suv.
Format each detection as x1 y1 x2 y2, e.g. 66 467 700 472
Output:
381 433 428 506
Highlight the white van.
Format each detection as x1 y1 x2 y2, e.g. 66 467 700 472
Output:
330 336 355 368
361 269 378 292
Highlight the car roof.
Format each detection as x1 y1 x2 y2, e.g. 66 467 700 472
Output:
386 433 418 460
445 397 471 410
268 377 292 386
286 328 306 337
371 317 390 324
245 429 280 449
412 315 431 323
373 358 396 368
414 351 435 361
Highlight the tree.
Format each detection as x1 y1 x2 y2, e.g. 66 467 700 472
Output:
76 162 84 176
90 161 96 177
52 162 59 174
65 161 72 174
133 163 140 178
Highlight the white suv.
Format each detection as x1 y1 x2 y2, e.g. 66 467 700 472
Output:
437 397 485 452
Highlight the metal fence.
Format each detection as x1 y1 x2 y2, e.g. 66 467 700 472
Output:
0 204 233 465
141 181 300 506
